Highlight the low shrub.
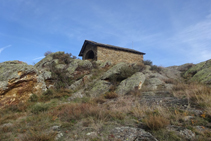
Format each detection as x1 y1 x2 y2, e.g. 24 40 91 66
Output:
104 92 118 99
163 79 176 84
52 52 72 64
44 51 52 56
109 65 144 85
31 103 49 114
41 89 71 101
150 65 162 73
29 94 38 102
143 60 152 66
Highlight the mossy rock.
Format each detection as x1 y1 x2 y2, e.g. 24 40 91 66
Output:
0 61 37 81
115 72 145 95
89 80 112 97
183 59 211 84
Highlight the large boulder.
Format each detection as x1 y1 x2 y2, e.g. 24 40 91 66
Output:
0 61 46 107
115 72 145 95
89 80 112 97
101 62 129 80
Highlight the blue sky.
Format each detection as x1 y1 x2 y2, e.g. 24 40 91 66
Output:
0 0 211 67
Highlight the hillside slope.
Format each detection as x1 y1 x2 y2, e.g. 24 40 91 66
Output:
0 53 211 141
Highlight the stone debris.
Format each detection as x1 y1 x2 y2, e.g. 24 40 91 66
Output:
109 126 158 141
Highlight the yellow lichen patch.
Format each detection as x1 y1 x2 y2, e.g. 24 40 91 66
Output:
138 82 142 90
18 71 23 76
0 78 43 108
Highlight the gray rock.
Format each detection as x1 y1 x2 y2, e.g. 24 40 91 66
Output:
182 116 194 121
41 71 52 80
101 62 128 80
116 72 145 95
109 126 158 141
179 129 195 139
0 61 47 107
89 80 112 97
161 67 182 80
145 77 164 90
55 64 66 70
55 132 63 140
96 60 112 68
78 60 92 69
51 125 60 131
0 123 13 128
68 89 84 101
69 79 83 90
86 132 98 138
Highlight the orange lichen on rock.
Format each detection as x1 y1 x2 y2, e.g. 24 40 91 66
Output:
0 73 45 108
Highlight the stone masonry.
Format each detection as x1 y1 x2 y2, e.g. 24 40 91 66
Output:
97 46 143 64
79 40 145 64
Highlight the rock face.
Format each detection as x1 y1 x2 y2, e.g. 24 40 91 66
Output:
0 61 46 107
101 62 129 80
184 59 211 84
89 80 112 97
2 52 204 108
115 72 145 95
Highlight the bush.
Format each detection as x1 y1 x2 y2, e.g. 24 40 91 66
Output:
29 94 38 102
143 60 152 65
52 52 72 64
41 89 71 101
44 51 52 56
150 65 162 73
104 92 118 99
31 103 49 114
109 65 144 85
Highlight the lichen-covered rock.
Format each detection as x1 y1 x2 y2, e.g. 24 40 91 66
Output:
179 129 195 139
101 62 129 80
67 59 92 74
145 77 165 90
69 74 93 91
184 59 211 84
161 67 182 80
116 72 145 95
78 60 92 69
169 63 194 72
89 80 112 97
0 61 46 107
109 126 158 141
96 60 112 68
55 64 66 70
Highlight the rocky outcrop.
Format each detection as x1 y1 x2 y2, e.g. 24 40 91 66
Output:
0 61 46 107
183 59 211 84
2 52 204 108
101 62 129 80
116 72 145 95
89 80 112 97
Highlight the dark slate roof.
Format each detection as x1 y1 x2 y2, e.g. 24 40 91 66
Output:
79 40 146 56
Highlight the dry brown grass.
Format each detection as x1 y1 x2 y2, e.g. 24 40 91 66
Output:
163 78 176 84
51 102 126 123
104 92 118 99
173 83 211 109
144 115 170 130
21 131 57 141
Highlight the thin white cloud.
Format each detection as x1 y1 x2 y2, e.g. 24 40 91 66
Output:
0 45 11 54
175 14 211 63
33 56 45 60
